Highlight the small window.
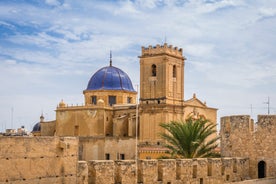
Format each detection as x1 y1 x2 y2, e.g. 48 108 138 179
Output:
193 165 197 178
91 96 97 105
120 154 125 160
74 126 79 136
226 175 230 181
152 64 157 76
108 96 116 106
200 178 203 184
127 97 132 103
208 162 212 176
173 65 176 78
105 153 110 160
221 166 225 176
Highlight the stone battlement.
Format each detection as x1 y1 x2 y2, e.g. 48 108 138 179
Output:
141 43 184 58
78 158 250 184
220 115 276 135
220 115 276 179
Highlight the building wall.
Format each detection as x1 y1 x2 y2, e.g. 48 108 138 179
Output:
139 99 217 144
0 136 78 184
79 137 136 161
83 90 137 106
40 120 55 136
220 115 276 179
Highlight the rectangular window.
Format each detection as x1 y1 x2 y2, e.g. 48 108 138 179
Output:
226 175 230 181
109 96 116 106
74 126 79 136
193 165 197 178
127 97 132 103
105 153 110 160
208 162 212 176
200 178 203 184
91 96 97 105
120 154 125 160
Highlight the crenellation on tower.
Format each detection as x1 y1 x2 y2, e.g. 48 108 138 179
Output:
220 114 276 179
141 43 184 59
256 115 276 129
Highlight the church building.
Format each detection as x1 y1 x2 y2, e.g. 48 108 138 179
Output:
33 43 217 160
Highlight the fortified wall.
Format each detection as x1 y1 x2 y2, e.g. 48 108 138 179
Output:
220 115 276 179
79 158 249 184
0 136 251 184
0 136 79 184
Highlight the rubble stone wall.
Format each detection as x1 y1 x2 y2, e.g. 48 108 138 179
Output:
0 136 78 184
220 115 276 179
87 158 249 184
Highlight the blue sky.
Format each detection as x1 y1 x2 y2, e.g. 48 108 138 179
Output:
0 0 275 131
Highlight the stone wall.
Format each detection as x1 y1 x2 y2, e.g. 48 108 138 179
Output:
86 158 249 184
0 136 78 184
230 177 276 184
79 137 136 161
220 115 276 179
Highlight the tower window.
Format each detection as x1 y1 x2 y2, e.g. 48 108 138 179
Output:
108 96 116 106
152 64 157 76
91 96 97 105
120 154 125 160
173 65 176 78
127 97 132 103
105 153 110 160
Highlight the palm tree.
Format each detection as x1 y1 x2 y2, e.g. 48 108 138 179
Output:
159 117 220 158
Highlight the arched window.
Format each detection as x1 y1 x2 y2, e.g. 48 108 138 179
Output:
151 64 156 76
258 161 266 178
173 65 176 78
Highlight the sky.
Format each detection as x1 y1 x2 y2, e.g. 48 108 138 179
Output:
0 0 275 132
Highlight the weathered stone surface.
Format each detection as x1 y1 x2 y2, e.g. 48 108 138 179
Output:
0 136 78 184
78 161 88 184
158 159 176 183
138 159 158 184
115 160 136 184
88 160 114 184
221 115 276 179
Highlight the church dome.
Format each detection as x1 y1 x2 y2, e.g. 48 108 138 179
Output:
32 122 41 132
86 65 135 92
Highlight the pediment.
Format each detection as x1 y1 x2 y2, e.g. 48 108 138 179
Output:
184 95 207 108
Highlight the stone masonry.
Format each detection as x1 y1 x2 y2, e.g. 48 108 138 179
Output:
220 115 276 179
0 136 78 184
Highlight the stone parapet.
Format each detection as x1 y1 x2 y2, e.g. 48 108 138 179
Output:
86 158 249 184
115 160 136 184
138 159 158 183
88 160 114 184
141 43 184 59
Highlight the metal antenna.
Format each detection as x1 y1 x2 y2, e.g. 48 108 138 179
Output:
250 104 253 116
110 50 112 66
263 96 270 115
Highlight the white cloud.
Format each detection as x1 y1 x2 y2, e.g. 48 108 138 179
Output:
259 7 276 18
45 0 61 6
0 0 275 129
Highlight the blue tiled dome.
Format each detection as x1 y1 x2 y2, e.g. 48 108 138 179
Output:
32 122 41 132
86 66 135 92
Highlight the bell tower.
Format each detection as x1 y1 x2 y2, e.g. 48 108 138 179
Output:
139 43 185 105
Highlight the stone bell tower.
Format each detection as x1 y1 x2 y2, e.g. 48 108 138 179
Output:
139 43 185 105
139 43 186 143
